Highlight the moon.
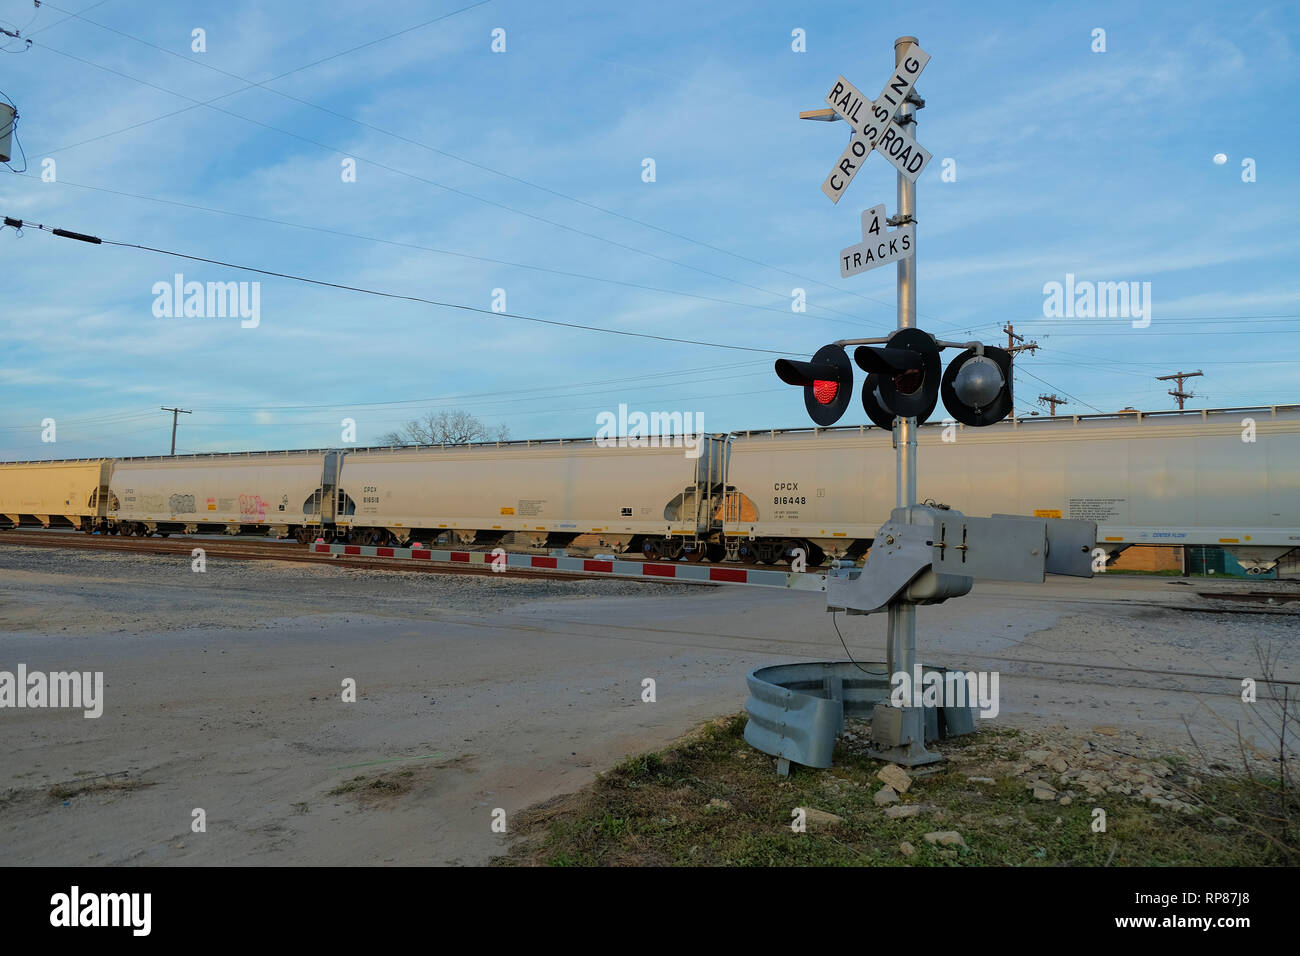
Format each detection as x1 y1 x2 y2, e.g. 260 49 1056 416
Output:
1213 153 1227 165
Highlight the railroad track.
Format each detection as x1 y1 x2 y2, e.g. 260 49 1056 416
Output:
0 529 674 584
523 613 1300 700
3 529 1296 615
3 532 1292 701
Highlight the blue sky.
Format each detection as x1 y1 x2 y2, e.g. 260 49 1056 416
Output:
0 0 1296 458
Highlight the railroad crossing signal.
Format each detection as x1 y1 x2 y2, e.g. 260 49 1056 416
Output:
775 332 1012 430
815 41 932 203
758 36 1097 772
840 204 914 277
774 344 853 427
940 346 1013 426
855 327 939 429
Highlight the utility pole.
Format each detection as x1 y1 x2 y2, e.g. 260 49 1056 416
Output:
160 407 191 455
1037 393 1067 416
1002 322 1039 356
1000 323 1039 421
1155 370 1202 410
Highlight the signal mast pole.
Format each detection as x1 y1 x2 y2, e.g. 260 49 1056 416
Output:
888 36 921 688
772 39 1089 770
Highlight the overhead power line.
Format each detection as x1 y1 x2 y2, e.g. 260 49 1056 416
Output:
0 213 796 355
15 171 866 328
1013 367 1104 413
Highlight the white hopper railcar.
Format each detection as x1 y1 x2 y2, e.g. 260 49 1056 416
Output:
334 436 729 557
722 405 1300 571
102 450 333 539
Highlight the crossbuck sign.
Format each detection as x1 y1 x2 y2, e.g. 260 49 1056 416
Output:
820 42 932 203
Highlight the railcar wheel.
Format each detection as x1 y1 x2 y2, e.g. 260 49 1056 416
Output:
683 542 705 563
135 525 147 537
784 539 825 568
738 542 758 565
705 543 727 562
643 540 662 561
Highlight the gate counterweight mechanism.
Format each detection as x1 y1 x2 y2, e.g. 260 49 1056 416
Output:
749 36 1098 770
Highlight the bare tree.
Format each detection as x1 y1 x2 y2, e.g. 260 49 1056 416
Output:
378 410 507 446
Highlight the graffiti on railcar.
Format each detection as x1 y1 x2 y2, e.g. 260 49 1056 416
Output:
238 494 268 522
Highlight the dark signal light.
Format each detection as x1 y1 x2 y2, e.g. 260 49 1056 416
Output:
941 345 1013 426
854 327 940 426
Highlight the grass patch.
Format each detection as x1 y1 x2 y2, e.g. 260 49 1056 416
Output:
48 776 152 801
327 765 424 803
495 714 1298 867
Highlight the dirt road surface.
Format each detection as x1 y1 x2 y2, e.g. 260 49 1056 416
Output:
0 544 1293 865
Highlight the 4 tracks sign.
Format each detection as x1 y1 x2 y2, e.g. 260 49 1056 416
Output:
840 204 915 277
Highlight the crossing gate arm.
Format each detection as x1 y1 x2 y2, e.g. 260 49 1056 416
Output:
308 543 827 591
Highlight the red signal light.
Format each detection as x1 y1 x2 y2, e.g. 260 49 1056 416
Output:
774 345 852 426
